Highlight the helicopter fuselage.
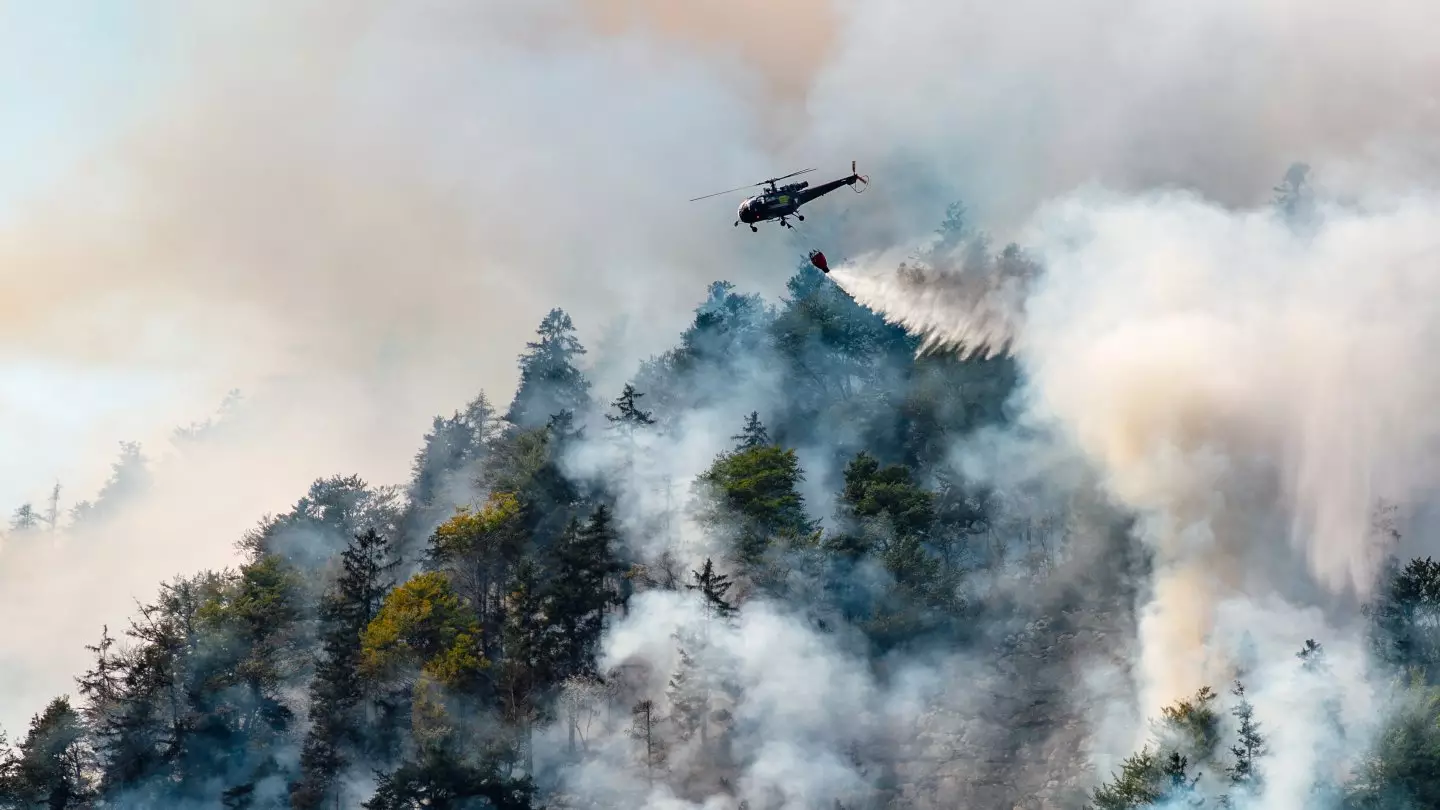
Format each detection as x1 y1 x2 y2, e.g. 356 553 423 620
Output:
737 186 804 223
695 160 866 232
736 173 861 227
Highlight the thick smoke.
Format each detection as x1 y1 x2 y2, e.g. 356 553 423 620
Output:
7 0 1440 805
833 183 1440 803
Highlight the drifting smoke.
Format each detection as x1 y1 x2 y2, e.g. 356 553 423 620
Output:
833 183 1440 799
6 0 1440 806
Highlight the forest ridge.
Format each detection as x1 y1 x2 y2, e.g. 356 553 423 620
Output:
2 202 1440 809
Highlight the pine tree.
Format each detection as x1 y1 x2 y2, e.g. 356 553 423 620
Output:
673 281 770 373
665 645 706 744
731 411 769 450
1227 680 1265 790
1296 637 1346 795
44 482 60 533
662 562 741 759
1273 162 1315 224
696 442 817 572
687 557 737 626
499 559 556 776
507 308 593 430
72 442 151 524
607 384 656 487
1297 638 1326 672
407 392 496 523
629 699 666 786
1087 747 1162 810
607 384 656 436
1159 751 1201 803
292 529 400 808
10 696 92 808
544 506 623 680
363 747 534 810
9 503 39 533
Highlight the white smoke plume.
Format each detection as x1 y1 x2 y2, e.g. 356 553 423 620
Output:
832 182 1440 801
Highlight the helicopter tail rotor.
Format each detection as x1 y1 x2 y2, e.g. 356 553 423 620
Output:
850 160 870 193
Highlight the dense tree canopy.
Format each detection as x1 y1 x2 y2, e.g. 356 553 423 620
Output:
4 196 1439 809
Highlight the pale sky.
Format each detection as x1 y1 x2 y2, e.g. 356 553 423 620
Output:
0 3 183 508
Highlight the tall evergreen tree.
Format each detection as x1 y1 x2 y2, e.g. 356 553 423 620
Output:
629 699 666 787
665 646 706 745
1296 638 1326 672
1369 556 1440 673
687 558 738 626
607 384 656 487
9 503 39 533
363 749 534 810
406 392 497 536
44 482 61 533
5 697 92 808
507 308 593 430
498 559 557 776
673 281 770 373
696 430 818 576
544 506 623 681
70 441 151 524
606 384 655 437
292 529 400 808
1226 680 1265 791
1273 162 1315 224
731 411 770 450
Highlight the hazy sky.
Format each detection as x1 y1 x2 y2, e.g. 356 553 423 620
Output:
0 3 182 502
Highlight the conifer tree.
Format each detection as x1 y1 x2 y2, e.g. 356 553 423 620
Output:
666 646 706 745
1273 162 1315 224
408 392 497 520
545 506 623 680
44 482 60 533
673 281 770 373
292 529 399 808
1227 680 1265 790
731 411 769 450
9 696 92 808
71 441 151 524
696 441 816 572
687 557 737 626
9 503 39 533
499 559 556 776
607 384 656 437
1296 638 1326 672
629 699 667 786
507 308 593 430
607 383 656 486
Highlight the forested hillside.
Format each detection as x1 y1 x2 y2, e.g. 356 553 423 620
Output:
4 203 1440 810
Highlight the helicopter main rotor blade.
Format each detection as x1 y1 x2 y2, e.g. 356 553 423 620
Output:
689 180 765 202
689 167 820 201
762 167 816 185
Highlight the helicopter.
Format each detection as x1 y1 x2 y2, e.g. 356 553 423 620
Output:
689 161 868 231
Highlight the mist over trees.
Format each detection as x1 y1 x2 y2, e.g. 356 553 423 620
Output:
3 193 1439 809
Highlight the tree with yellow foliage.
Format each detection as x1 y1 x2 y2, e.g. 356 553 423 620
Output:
430 492 527 658
361 572 487 690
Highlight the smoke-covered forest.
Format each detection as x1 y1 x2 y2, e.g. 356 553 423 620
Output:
5 189 1440 810
10 2 1440 808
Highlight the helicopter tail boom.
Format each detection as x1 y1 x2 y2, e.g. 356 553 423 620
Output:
796 161 868 204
